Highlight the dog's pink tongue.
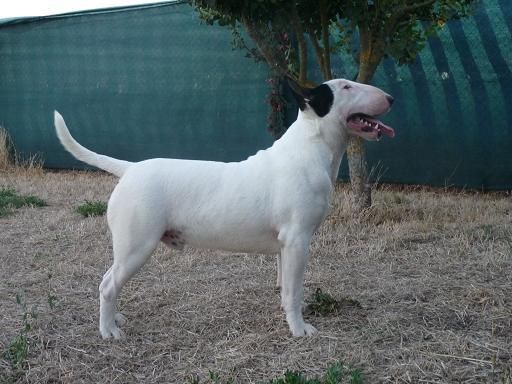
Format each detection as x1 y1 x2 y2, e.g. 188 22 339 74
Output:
379 122 395 138
366 117 395 138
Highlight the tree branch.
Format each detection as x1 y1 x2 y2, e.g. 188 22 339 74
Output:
399 0 436 16
290 4 307 84
319 0 332 80
241 17 288 75
308 30 328 80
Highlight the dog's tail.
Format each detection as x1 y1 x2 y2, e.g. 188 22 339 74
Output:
54 111 132 177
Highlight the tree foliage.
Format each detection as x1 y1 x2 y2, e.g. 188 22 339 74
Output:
190 0 478 82
191 0 347 84
342 0 477 81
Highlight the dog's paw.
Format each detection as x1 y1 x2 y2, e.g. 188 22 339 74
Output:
100 323 125 340
114 313 127 327
289 322 318 337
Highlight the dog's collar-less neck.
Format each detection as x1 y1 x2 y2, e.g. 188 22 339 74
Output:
322 121 348 184
292 111 348 184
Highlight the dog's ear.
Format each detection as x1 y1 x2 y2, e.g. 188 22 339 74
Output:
286 77 334 117
307 84 334 118
286 76 312 112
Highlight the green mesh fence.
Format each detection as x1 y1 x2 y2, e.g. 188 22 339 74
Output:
0 1 273 169
1 0 511 189
352 0 512 190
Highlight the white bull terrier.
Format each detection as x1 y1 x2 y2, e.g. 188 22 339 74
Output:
54 77 394 339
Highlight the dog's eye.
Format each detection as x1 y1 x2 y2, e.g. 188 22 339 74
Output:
343 84 352 90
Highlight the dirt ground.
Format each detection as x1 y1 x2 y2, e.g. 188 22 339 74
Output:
1 170 511 383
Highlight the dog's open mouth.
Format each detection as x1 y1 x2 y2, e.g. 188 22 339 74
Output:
347 113 395 141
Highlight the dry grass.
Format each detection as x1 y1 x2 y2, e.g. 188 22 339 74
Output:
0 127 43 175
0 170 511 383
0 127 13 171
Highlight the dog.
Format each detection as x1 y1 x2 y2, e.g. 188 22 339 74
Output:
54 77 394 339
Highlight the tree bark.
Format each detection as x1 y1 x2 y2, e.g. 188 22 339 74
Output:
308 31 328 80
347 26 385 210
346 136 371 209
290 4 308 84
319 0 332 80
241 17 288 75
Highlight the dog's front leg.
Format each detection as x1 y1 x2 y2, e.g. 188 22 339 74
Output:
276 254 282 289
280 236 317 336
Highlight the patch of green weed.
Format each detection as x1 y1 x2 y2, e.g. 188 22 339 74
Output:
76 200 107 217
187 362 363 384
3 294 37 375
47 294 58 310
306 288 340 316
270 362 363 384
0 187 47 217
305 289 361 317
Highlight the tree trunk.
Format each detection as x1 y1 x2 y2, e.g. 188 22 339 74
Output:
346 136 371 209
290 4 308 84
347 27 384 210
319 0 332 80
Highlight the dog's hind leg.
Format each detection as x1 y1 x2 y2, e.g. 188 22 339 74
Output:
279 233 317 337
276 254 282 289
99 229 161 339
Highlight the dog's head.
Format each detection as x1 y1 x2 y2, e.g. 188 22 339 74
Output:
287 77 395 141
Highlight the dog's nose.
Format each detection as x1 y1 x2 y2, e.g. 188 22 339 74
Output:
386 95 394 106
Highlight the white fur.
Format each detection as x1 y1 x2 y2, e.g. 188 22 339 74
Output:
54 79 392 339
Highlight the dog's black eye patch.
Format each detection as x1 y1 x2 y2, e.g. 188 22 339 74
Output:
308 84 333 118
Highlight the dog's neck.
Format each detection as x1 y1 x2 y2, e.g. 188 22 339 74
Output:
280 110 349 184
